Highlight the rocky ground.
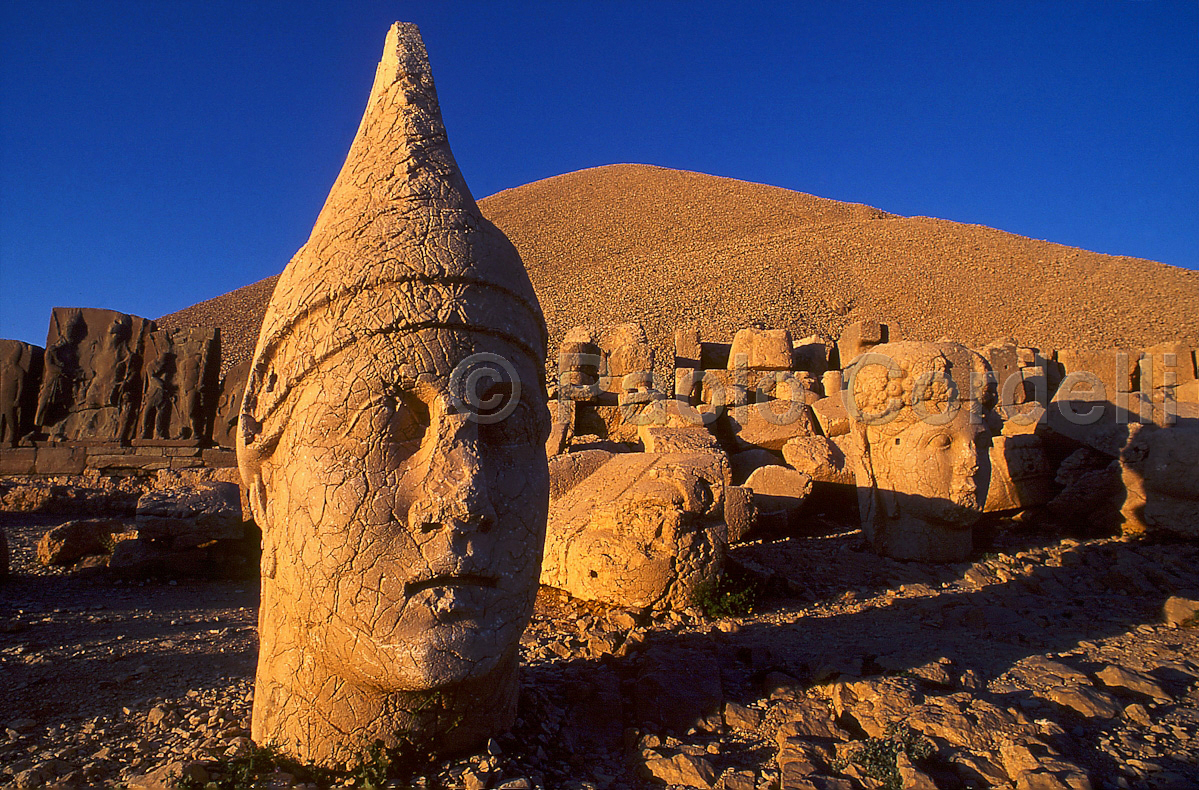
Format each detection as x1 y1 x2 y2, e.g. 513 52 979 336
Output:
2 514 1198 790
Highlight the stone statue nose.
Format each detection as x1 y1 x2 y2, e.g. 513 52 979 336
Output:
408 483 498 536
406 405 498 536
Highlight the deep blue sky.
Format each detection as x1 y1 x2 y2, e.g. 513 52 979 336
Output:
2 1 1196 347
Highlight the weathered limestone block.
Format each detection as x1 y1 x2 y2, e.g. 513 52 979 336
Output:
548 449 613 501
677 367 748 411
1178 379 1199 404
557 340 602 400
1135 343 1199 425
724 485 757 542
34 445 87 475
579 403 642 444
563 323 653 396
542 452 727 609
744 464 812 531
759 370 821 404
729 328 793 371
0 340 44 446
234 23 550 767
723 398 819 451
0 447 37 475
782 436 854 486
636 396 713 430
835 319 891 369
1053 348 1139 405
1139 342 1197 387
37 518 131 566
638 424 721 455
811 393 850 437
1120 424 1199 538
544 397 575 457
212 357 251 449
792 335 832 377
35 307 156 442
984 434 1055 513
998 365 1049 428
845 341 991 562
674 328 701 369
783 435 856 516
135 482 244 550
136 328 221 442
979 338 1018 392
643 754 718 789
1164 596 1199 627
822 370 842 397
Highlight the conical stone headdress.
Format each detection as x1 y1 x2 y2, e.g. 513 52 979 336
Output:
239 22 546 450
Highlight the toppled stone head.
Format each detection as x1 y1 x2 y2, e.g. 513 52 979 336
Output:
845 341 992 562
236 22 549 767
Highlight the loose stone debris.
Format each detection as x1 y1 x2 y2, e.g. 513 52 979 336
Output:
4 516 1199 789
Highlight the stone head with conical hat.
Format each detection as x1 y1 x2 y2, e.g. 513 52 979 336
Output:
237 22 549 767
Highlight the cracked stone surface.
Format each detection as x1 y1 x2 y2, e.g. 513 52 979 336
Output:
234 21 549 767
35 308 157 443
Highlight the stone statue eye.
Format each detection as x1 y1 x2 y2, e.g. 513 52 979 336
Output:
342 388 428 447
479 399 537 448
382 389 429 445
928 433 953 450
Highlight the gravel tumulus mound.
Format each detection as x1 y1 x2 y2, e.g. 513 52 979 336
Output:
159 163 1199 373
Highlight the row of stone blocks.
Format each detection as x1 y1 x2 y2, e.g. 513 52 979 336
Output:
0 306 252 454
557 319 1198 407
0 444 237 476
549 319 1199 458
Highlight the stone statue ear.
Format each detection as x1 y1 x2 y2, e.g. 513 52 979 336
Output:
236 434 270 532
237 446 278 579
248 471 270 532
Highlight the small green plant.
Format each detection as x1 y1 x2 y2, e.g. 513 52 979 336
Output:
174 742 295 790
830 723 935 790
172 694 457 789
692 573 757 618
347 739 393 789
171 739 403 790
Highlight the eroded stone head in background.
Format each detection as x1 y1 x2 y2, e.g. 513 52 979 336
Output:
236 22 548 767
845 341 992 562
542 451 728 609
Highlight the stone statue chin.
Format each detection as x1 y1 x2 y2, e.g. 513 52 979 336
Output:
237 22 549 767
846 341 992 562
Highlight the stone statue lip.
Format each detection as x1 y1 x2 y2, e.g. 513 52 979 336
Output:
399 573 503 622
403 573 498 597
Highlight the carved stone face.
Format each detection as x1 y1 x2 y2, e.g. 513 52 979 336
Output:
866 408 986 528
257 328 548 692
846 341 992 562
